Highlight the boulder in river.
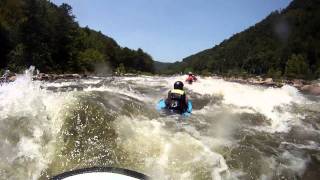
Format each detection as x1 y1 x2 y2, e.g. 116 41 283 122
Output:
291 79 306 89
263 78 275 86
300 85 320 95
8 76 17 82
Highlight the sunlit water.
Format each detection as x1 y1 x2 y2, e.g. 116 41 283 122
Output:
0 69 319 180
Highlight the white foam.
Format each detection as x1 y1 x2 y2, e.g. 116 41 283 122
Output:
165 76 306 132
280 151 310 176
42 81 78 88
281 141 320 151
0 68 76 179
83 85 150 102
114 115 231 179
122 76 169 88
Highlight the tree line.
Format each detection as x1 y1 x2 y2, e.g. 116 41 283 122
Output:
0 0 155 75
164 0 320 80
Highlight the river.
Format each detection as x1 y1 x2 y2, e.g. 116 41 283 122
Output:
0 68 319 180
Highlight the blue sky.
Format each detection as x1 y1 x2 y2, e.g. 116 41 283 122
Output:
51 0 292 62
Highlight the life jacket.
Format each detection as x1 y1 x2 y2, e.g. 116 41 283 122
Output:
166 89 187 113
186 76 193 81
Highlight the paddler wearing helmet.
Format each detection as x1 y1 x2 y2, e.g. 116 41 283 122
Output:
165 81 189 114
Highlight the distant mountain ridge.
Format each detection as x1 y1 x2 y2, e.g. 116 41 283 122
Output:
153 61 172 73
165 0 320 79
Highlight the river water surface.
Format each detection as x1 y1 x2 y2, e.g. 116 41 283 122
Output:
0 69 319 180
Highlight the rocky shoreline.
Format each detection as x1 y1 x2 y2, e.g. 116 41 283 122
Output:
33 73 83 81
1 73 320 95
0 73 84 82
223 76 320 95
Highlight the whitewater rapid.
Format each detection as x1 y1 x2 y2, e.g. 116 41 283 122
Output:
0 70 319 180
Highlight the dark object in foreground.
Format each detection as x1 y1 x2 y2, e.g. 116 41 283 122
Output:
51 166 149 180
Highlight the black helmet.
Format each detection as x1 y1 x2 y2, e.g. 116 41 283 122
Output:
174 81 184 90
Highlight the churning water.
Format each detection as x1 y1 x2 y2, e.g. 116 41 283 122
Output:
0 69 319 180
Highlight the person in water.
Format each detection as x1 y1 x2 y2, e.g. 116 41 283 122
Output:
165 81 189 114
186 72 197 83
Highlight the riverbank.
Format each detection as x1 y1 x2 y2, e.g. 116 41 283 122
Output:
1 73 84 83
222 76 320 95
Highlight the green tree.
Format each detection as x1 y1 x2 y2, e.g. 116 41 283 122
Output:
78 48 106 72
285 54 310 78
164 0 320 79
267 68 282 80
0 0 155 74
7 44 26 71
115 63 126 75
0 22 11 69
184 67 194 74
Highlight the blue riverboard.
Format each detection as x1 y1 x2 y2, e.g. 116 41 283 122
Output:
156 99 192 117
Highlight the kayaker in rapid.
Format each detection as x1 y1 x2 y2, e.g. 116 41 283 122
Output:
165 81 189 114
185 72 197 84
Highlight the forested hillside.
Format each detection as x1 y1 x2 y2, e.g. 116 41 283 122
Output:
0 0 154 74
166 0 320 79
